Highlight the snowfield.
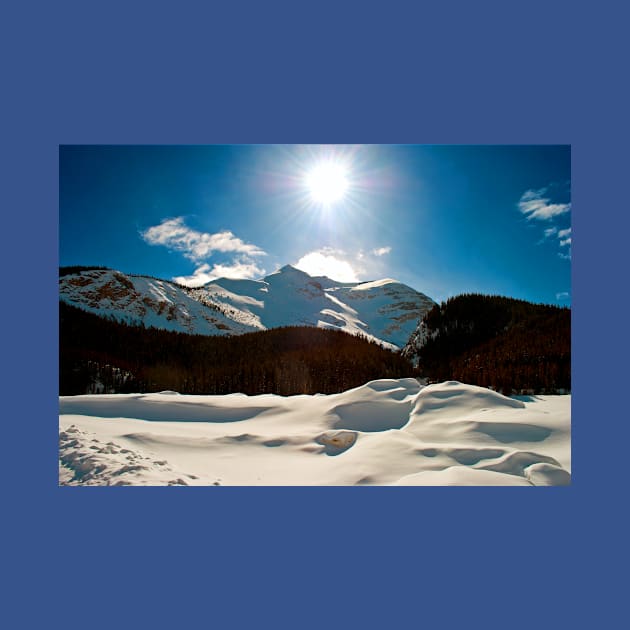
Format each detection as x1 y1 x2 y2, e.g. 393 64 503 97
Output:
59 379 571 486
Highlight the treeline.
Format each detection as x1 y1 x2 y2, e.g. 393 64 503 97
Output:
409 294 570 394
59 265 112 277
60 302 413 396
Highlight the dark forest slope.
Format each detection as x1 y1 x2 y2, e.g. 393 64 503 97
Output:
60 302 414 396
402 294 570 394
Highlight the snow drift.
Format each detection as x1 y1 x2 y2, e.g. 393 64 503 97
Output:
59 379 570 486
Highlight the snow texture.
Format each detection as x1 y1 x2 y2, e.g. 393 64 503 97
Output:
60 379 570 486
59 265 436 349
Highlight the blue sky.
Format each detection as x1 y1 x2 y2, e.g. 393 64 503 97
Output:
59 145 571 305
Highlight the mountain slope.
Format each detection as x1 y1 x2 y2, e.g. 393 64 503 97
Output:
59 265 436 349
59 268 256 336
402 293 571 393
59 302 414 396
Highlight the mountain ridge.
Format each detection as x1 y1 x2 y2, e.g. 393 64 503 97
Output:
59 264 437 349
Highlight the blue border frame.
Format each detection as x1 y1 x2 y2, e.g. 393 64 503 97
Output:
3 1 625 628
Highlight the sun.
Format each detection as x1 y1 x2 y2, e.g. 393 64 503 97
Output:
305 161 349 204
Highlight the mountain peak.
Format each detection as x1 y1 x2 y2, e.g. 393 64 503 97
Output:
60 265 437 348
269 264 309 277
278 264 302 273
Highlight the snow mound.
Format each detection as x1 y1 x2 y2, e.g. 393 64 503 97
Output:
330 401 410 432
525 462 571 486
363 378 422 394
60 379 570 486
60 393 275 422
411 381 525 417
394 467 534 486
345 378 422 400
325 378 420 431
472 421 551 443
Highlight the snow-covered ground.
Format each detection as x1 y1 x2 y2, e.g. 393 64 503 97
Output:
59 379 570 486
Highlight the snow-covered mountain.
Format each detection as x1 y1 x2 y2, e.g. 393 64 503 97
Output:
59 265 436 349
59 269 255 336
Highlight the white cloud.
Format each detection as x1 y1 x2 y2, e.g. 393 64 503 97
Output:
142 217 266 261
518 188 571 221
372 246 392 257
557 227 572 247
173 264 214 287
543 227 558 238
142 217 268 287
556 291 570 300
558 251 571 260
173 259 266 287
294 250 360 282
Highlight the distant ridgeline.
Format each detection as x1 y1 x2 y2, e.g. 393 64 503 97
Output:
402 294 571 394
60 302 413 396
59 265 113 277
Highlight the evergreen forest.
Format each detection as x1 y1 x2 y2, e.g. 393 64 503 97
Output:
409 294 571 394
60 302 414 396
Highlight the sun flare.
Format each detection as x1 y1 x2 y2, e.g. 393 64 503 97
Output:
305 162 349 204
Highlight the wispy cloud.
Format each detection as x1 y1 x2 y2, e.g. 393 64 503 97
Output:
558 227 571 247
557 227 572 259
142 217 266 261
519 186 571 261
174 260 266 287
372 246 392 256
142 217 267 287
556 291 570 301
518 188 571 221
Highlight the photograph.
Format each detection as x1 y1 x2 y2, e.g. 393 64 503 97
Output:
8 2 626 627
59 144 571 486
